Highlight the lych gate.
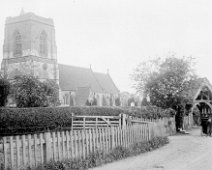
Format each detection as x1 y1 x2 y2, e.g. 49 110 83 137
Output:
190 78 212 130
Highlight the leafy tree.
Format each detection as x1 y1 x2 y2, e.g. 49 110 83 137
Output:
132 55 197 131
0 78 10 107
12 76 60 107
42 79 60 106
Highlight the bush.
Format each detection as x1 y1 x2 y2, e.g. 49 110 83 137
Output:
0 106 175 136
0 78 10 107
11 76 60 107
31 136 169 170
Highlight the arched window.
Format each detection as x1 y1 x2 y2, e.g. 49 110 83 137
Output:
14 31 22 57
40 31 47 57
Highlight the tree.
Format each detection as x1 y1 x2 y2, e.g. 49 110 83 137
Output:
132 55 197 131
0 78 10 107
42 79 60 106
12 76 60 107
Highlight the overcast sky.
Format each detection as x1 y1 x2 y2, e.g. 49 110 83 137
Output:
0 0 212 93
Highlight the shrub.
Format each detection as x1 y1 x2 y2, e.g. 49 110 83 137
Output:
0 106 175 136
11 76 60 107
0 78 10 107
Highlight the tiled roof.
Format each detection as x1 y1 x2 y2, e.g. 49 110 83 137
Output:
182 77 212 101
58 64 119 94
75 87 91 106
93 72 119 94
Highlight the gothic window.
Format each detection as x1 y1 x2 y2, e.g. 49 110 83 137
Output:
14 31 22 57
40 31 47 57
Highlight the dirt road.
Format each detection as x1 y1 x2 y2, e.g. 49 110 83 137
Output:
91 127 212 170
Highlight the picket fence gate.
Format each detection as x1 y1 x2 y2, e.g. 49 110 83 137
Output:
0 118 174 170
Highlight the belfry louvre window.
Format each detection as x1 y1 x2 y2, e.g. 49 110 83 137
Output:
14 32 22 57
40 31 47 56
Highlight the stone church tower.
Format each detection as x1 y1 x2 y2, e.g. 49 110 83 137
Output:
1 11 59 82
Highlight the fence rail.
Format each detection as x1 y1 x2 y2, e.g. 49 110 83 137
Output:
72 115 121 129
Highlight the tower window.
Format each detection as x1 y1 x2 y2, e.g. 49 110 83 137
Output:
14 31 22 57
40 31 47 57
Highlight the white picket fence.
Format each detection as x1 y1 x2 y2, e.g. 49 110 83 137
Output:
0 118 175 170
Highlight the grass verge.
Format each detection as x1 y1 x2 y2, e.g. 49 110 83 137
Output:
31 136 169 170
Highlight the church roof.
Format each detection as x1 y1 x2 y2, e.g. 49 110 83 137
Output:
58 64 119 94
93 72 119 94
75 87 91 106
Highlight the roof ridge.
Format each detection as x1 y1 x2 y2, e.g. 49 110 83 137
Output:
59 63 90 70
93 71 107 75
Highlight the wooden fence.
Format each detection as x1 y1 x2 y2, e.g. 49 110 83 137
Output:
0 117 175 170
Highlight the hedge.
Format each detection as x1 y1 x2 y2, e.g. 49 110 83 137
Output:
0 106 175 136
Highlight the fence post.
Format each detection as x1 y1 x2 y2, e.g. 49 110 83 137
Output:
83 117 86 129
148 123 151 141
44 132 52 163
71 113 74 130
96 117 98 128
119 113 127 128
119 114 122 127
3 137 7 170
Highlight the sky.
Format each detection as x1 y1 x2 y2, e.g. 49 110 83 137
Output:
0 0 212 93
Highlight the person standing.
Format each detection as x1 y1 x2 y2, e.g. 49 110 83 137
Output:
207 118 212 136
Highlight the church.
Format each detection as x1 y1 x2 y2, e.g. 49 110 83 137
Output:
0 11 120 106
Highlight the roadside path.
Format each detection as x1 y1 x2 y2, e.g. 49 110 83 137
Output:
91 127 212 170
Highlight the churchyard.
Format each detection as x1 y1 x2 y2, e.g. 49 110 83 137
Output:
0 6 211 170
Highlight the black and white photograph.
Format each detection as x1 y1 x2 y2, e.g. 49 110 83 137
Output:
0 0 212 170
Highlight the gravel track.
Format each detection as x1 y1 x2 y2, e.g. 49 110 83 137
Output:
91 127 212 170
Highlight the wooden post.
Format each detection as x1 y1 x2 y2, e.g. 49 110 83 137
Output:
92 128 96 153
85 129 89 157
108 127 112 150
74 131 78 158
61 132 65 159
89 129 92 154
22 135 26 167
33 134 37 167
40 133 44 164
9 136 14 169
71 113 74 130
70 131 74 158
44 132 52 163
96 117 98 128
27 134 32 167
105 128 109 153
15 136 20 170
114 127 117 147
66 131 70 159
83 117 86 130
82 130 85 159
122 114 127 128
52 132 56 161
57 131 61 160
3 137 8 169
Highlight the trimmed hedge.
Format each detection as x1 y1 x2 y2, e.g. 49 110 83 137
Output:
0 106 175 136
32 136 169 170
